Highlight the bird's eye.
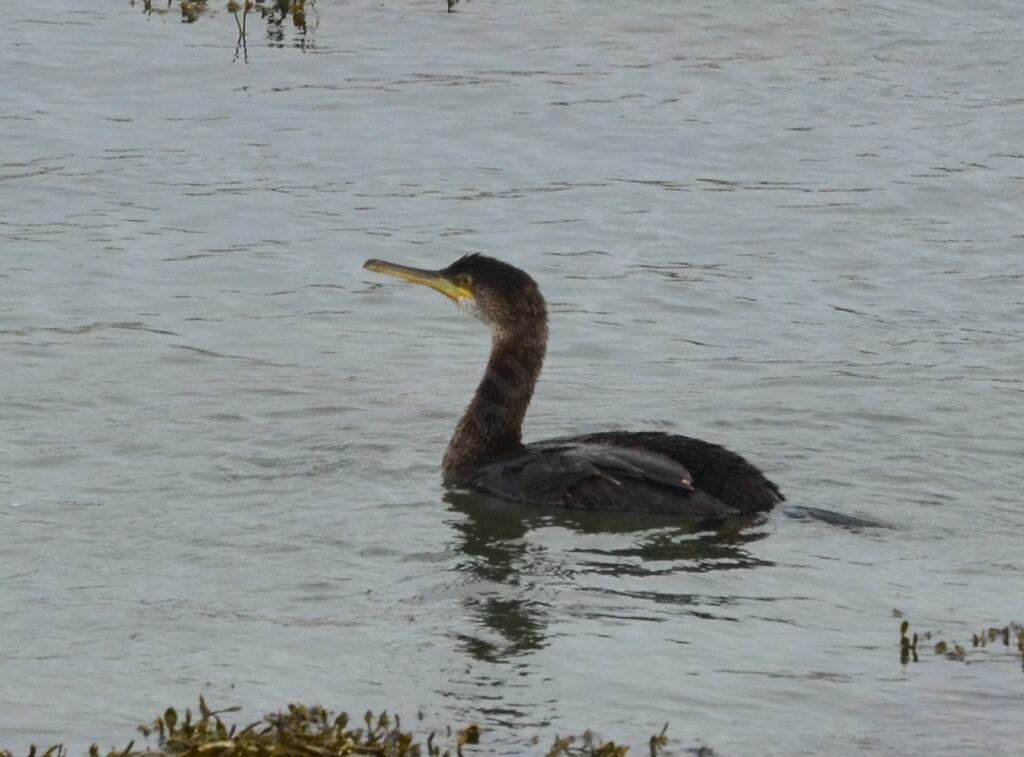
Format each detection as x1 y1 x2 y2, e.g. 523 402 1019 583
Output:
456 273 473 288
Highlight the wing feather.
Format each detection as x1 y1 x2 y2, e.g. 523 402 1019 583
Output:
564 431 783 513
466 440 738 518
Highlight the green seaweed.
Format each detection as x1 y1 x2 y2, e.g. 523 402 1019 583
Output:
2 698 679 757
897 619 1024 668
898 619 918 664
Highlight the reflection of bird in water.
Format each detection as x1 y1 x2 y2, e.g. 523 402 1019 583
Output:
444 490 772 575
441 490 772 663
364 255 783 519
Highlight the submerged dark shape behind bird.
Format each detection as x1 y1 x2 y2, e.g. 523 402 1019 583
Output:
363 254 783 519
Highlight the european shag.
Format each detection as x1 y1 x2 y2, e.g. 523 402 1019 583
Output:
364 255 783 518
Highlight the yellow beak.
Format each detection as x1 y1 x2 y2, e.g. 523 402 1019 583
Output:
363 259 473 301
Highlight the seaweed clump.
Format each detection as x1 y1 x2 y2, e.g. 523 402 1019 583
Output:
546 723 673 757
138 699 433 757
898 619 1024 668
2 698 679 757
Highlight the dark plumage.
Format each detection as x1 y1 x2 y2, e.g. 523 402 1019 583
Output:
363 254 783 519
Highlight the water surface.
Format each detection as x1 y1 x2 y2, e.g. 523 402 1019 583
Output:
2 1 1023 754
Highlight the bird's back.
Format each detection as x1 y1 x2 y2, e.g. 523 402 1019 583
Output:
567 431 784 513
459 431 780 518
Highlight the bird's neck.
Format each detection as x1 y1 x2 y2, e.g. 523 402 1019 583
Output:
443 322 548 483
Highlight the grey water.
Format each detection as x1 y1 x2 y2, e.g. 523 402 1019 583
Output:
2 0 1023 753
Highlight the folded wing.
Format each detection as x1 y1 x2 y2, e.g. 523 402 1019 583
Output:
465 439 739 518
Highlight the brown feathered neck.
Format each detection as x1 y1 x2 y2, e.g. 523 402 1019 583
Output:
442 296 548 484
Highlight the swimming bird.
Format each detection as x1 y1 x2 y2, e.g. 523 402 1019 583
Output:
363 255 783 519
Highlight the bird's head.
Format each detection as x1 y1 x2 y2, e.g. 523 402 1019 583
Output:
364 254 547 337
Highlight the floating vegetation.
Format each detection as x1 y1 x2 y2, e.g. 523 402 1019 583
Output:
1 698 678 757
898 619 919 664
898 619 1024 669
129 0 319 56
546 722 668 757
